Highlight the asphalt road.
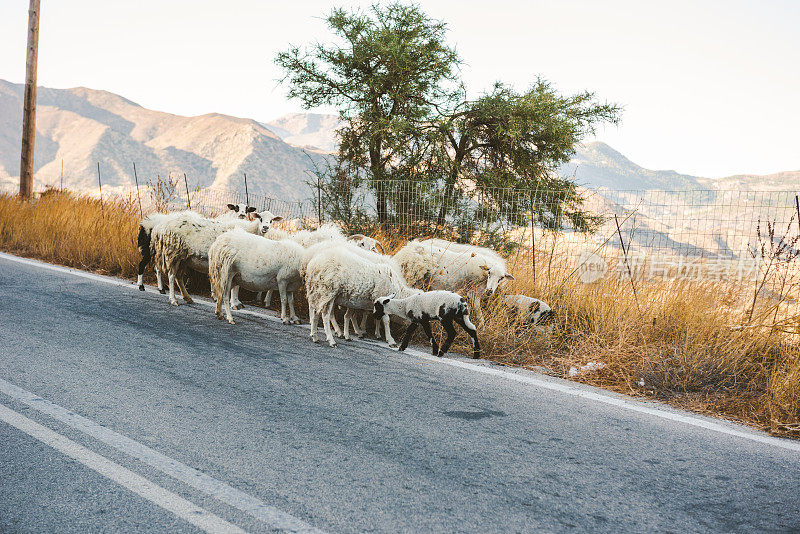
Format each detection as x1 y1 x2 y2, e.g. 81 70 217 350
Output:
0 252 799 533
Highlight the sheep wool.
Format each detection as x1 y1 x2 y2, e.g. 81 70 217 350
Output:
305 245 418 347
209 228 305 325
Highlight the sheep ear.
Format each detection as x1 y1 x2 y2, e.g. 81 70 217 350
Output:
375 241 386 254
246 206 257 213
227 204 238 211
480 265 490 271
504 273 515 280
271 216 283 222
347 234 365 241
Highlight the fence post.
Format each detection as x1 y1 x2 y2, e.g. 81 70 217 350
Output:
184 173 191 210
132 162 143 218
317 174 323 224
530 190 536 284
96 162 103 215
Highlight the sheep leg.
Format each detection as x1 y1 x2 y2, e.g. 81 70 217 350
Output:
456 314 480 359
322 300 338 348
223 272 236 324
350 309 366 338
324 312 343 338
309 301 319 343
263 289 273 308
357 312 369 339
374 317 381 339
167 271 179 306
176 276 193 304
287 291 300 324
278 282 290 325
419 319 438 355
437 319 458 357
382 314 398 348
214 286 224 320
342 309 353 341
156 268 165 294
137 250 149 291
398 322 419 352
231 285 244 310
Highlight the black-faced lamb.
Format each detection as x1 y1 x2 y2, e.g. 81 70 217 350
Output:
373 290 480 359
219 203 256 220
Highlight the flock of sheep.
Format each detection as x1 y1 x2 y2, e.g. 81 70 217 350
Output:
136 203 553 358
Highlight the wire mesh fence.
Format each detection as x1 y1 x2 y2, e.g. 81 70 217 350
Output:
6 179 799 286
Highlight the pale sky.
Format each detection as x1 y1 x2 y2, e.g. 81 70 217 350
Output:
1 0 798 177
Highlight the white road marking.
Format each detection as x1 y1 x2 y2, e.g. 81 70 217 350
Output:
1 251 799 454
0 402 246 534
0 378 325 534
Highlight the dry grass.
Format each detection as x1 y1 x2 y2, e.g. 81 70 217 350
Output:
2 192 799 438
0 191 140 277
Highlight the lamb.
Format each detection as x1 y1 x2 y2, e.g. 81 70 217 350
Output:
373 290 480 359
209 228 304 325
393 239 514 321
151 209 280 306
218 203 256 220
304 245 420 347
503 295 554 326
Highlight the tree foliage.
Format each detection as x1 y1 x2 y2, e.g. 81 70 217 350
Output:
278 2 622 242
276 3 460 222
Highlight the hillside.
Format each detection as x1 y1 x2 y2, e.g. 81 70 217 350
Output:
264 113 342 152
0 80 324 200
3 80 799 204
267 112 800 192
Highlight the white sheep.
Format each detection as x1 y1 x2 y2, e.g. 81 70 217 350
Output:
151 209 280 306
373 290 480 359
393 239 514 321
136 211 192 293
209 228 304 325
503 295 554 327
304 245 419 347
256 229 383 314
291 223 346 248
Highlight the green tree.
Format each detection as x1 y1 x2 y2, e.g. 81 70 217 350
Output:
276 3 460 224
431 81 621 230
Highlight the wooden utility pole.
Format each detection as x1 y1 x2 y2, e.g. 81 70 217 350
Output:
19 0 41 199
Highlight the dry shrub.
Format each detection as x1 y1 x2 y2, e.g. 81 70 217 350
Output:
0 191 140 277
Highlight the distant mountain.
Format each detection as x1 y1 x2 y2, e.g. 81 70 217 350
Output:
3 82 798 202
0 80 325 199
265 112 800 192
563 142 705 190
264 113 342 153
